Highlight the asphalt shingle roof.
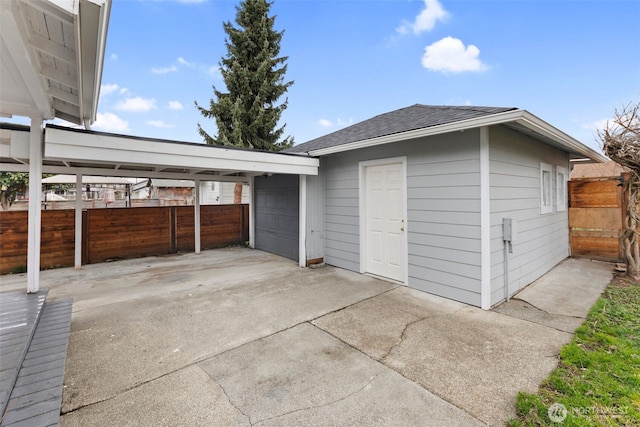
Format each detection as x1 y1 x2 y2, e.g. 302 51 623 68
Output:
287 104 518 153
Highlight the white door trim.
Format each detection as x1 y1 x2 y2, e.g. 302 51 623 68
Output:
359 156 408 285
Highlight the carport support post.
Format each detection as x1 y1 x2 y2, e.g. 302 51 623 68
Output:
194 179 201 254
298 175 307 267
26 117 43 293
248 176 255 248
75 173 83 269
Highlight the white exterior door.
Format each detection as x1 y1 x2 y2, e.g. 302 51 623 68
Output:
363 160 406 282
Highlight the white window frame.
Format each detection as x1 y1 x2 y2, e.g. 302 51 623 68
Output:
556 165 567 212
540 162 553 214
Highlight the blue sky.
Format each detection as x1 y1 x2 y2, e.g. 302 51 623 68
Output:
29 0 640 152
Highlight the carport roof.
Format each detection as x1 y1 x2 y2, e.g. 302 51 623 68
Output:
0 123 319 182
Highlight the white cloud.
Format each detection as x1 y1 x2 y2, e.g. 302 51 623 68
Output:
421 36 488 73
116 97 157 112
178 57 194 67
319 118 354 128
146 120 174 129
397 0 448 35
119 87 130 95
109 53 118 61
100 83 119 96
93 112 130 132
208 65 222 79
168 101 184 110
151 65 178 74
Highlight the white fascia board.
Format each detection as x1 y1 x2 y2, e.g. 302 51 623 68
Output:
308 110 526 156
78 0 111 126
10 129 30 159
44 127 319 176
0 162 254 183
308 109 608 163
517 111 608 163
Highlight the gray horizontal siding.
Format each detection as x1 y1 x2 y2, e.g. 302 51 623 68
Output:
322 130 483 306
489 125 570 306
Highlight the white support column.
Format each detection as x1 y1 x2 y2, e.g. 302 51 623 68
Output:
248 176 255 248
298 175 307 268
26 118 43 293
480 126 491 310
74 173 83 269
194 179 201 254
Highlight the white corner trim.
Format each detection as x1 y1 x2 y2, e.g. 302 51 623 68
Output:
480 127 491 310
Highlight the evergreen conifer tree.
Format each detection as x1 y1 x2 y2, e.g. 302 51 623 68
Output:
196 0 293 151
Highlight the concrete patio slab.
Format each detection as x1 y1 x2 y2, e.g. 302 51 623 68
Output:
52 249 395 414
198 322 484 426
60 364 247 426
511 258 612 318
0 249 614 426
314 289 573 426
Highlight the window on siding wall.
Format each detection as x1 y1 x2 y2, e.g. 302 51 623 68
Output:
556 166 567 211
540 162 553 214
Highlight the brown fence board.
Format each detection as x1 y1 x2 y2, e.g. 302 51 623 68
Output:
569 179 620 208
569 177 624 262
0 210 76 274
1 204 249 273
85 207 171 263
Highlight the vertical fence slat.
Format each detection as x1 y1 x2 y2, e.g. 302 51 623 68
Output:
0 204 250 273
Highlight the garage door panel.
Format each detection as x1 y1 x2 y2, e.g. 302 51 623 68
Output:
254 175 299 261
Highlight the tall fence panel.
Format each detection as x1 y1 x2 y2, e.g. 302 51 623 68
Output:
1 205 249 274
0 210 76 274
85 207 172 264
569 177 624 262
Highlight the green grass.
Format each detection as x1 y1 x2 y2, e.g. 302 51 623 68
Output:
509 277 640 426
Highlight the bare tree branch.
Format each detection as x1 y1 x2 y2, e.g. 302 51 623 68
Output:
600 101 640 279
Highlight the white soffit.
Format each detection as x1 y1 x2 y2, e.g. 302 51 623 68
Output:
44 126 319 177
308 109 607 163
0 0 111 125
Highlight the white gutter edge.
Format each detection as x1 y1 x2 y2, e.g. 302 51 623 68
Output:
518 111 608 163
307 109 608 163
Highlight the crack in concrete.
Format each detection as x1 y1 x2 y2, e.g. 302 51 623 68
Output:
497 298 584 334
251 372 383 426
197 364 253 425
380 307 469 362
61 285 401 418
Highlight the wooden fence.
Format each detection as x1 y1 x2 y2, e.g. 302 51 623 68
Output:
569 177 624 262
0 204 249 274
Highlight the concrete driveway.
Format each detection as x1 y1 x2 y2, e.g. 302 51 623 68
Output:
0 248 612 426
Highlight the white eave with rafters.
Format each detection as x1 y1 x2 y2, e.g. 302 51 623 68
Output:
1 0 110 126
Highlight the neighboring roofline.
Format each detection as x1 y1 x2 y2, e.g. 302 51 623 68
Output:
306 109 608 163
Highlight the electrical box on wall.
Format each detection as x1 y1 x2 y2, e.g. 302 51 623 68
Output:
503 218 517 253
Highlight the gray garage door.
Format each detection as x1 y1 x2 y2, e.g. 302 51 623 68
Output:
254 174 299 261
